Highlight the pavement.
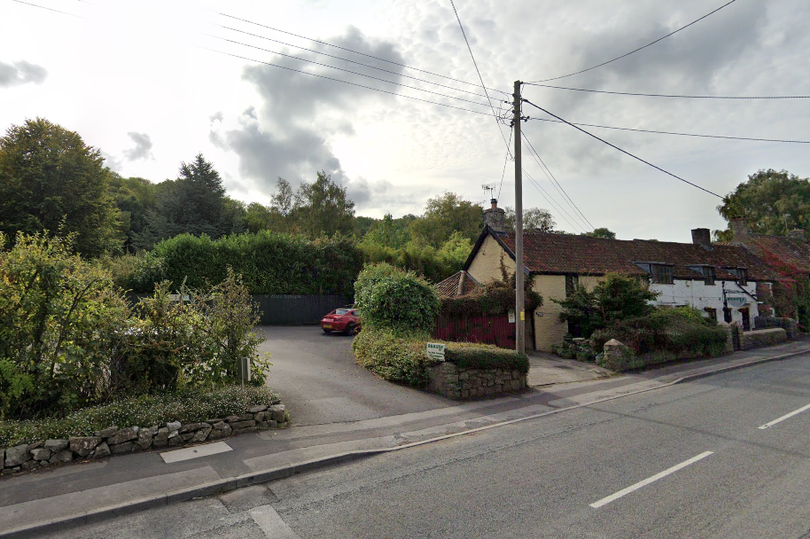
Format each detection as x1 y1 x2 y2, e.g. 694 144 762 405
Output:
2 338 810 538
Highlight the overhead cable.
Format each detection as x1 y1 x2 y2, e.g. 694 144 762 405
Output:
212 36 492 108
523 83 810 100
528 0 737 83
205 48 494 116
522 99 723 198
521 132 594 230
218 12 510 96
526 117 810 145
11 0 82 17
218 25 492 100
524 170 585 234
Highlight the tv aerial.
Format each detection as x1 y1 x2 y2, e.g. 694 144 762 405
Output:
482 183 496 202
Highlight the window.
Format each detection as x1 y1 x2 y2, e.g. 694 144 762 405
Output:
737 268 748 286
565 274 579 297
704 266 716 285
704 307 717 322
651 264 674 285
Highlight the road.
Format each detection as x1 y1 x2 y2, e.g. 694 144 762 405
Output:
256 326 449 426
38 353 810 538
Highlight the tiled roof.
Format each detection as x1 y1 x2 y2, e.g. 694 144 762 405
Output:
733 235 810 274
491 230 781 281
435 270 484 298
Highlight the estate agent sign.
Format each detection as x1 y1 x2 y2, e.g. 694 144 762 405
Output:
426 342 446 362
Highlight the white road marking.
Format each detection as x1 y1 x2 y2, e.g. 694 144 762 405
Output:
758 403 810 430
250 505 302 539
160 441 232 463
590 451 714 509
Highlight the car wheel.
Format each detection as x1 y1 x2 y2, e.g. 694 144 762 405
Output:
345 323 358 336
322 328 331 334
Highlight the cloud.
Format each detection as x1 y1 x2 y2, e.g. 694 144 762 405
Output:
101 151 123 172
213 26 406 201
123 132 154 161
0 60 48 88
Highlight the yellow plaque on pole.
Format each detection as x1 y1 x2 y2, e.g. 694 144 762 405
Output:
520 310 525 321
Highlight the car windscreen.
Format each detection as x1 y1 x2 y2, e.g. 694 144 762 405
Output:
335 308 352 315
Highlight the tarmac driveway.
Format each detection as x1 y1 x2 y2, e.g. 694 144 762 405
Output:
256 326 451 426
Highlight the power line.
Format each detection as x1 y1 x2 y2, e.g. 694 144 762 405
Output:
11 0 82 17
522 98 724 198
218 12 511 96
497 128 513 201
525 117 810 145
217 24 492 101
524 170 586 234
205 48 494 117
523 83 810 100
528 0 737 83
211 35 493 108
521 132 594 230
448 0 513 157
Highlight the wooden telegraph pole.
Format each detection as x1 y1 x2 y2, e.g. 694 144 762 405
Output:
513 80 525 354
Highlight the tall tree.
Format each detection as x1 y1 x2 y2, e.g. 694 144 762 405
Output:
292 171 355 238
107 174 157 253
504 206 555 232
584 227 616 240
717 169 810 239
409 192 483 247
0 118 120 257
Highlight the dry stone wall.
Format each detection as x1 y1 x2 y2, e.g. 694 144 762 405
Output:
1 404 287 476
428 362 526 400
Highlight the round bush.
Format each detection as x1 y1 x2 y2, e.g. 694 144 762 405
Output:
355 264 439 334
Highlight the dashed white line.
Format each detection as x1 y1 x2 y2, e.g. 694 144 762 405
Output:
590 451 714 509
758 403 810 430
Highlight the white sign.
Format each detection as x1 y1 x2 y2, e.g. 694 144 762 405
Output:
426 342 446 362
508 310 516 323
727 297 747 308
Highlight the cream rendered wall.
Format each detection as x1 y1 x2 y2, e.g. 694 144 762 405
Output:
466 235 515 283
532 275 567 352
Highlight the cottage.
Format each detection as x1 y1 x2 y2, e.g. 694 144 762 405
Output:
463 201 781 352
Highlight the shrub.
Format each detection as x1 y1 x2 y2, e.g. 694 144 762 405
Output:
554 273 659 338
443 342 529 373
352 327 433 387
0 385 279 447
354 263 440 334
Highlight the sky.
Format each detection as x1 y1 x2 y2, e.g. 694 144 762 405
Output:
2 0 809 242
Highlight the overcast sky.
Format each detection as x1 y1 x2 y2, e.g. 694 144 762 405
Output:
2 0 809 242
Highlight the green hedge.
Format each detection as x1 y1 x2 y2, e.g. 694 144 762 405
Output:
0 385 279 448
352 327 432 387
444 342 529 373
118 231 363 295
352 328 529 388
354 263 439 334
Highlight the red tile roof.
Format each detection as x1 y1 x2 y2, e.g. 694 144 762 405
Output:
435 270 484 298
733 235 810 274
486 230 781 281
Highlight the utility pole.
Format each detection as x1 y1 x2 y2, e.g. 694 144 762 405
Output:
513 80 525 354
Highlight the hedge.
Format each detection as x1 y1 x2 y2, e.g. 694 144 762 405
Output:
443 342 529 373
117 231 364 295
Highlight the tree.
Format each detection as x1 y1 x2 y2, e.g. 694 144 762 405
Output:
107 174 157 253
504 207 555 232
584 227 616 240
0 118 121 257
291 171 355 238
717 169 810 239
409 192 483 247
554 273 659 337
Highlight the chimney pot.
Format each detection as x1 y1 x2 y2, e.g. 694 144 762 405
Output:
691 228 712 249
483 199 505 233
731 218 749 240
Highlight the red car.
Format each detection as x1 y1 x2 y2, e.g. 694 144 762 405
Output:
321 308 361 335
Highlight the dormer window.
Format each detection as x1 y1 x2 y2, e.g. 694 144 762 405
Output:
634 262 674 285
725 267 748 286
689 265 716 285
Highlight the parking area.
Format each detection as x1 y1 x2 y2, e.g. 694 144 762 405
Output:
256 326 451 426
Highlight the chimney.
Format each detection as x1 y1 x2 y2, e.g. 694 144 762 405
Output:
483 198 505 233
731 218 749 240
691 228 712 250
788 229 806 242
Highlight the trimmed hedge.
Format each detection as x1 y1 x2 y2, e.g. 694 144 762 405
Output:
0 385 280 448
117 231 363 295
443 342 529 373
352 328 529 388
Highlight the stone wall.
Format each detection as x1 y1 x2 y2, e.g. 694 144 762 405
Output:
427 361 526 400
1 404 287 476
755 316 798 340
740 328 787 350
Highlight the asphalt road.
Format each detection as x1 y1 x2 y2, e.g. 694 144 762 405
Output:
256 326 449 426
42 352 810 538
